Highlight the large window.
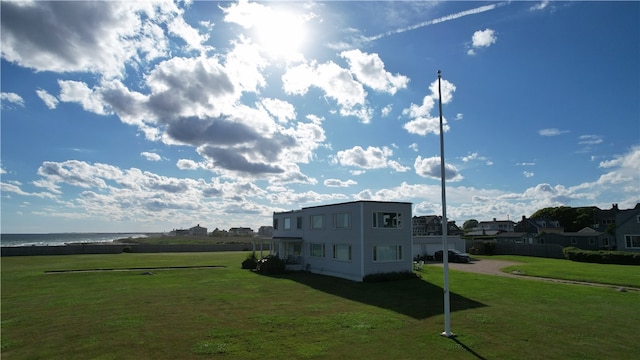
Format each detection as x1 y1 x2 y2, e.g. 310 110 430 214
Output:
273 218 278 230
373 245 403 262
625 235 640 248
311 214 325 230
284 217 292 230
333 244 352 261
310 243 325 258
373 212 402 228
296 216 303 229
334 213 351 229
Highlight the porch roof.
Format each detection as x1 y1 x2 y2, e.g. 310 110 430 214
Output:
271 237 303 243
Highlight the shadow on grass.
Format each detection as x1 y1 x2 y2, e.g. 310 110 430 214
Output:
270 271 486 320
451 337 487 360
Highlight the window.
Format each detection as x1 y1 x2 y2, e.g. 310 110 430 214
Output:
588 237 595 245
311 214 325 230
333 244 352 261
373 212 402 228
334 213 351 229
571 237 577 245
273 218 278 230
284 217 291 230
310 243 325 258
373 245 403 262
625 235 640 248
296 216 303 229
602 238 609 246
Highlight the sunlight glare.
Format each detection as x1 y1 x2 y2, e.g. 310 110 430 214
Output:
254 9 307 59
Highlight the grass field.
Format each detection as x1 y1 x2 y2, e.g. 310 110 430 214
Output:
2 252 639 359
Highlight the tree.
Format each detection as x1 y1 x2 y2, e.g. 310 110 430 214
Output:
463 219 478 230
530 206 597 232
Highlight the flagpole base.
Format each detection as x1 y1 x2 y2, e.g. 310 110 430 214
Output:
440 331 457 338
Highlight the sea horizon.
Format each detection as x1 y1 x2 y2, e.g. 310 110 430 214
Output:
0 232 158 247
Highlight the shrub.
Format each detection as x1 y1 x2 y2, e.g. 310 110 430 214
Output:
363 271 419 282
563 247 640 265
256 255 286 275
241 254 257 269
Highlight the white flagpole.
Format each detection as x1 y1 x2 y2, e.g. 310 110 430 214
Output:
438 70 455 338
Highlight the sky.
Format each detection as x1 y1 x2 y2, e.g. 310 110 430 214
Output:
1 1 639 234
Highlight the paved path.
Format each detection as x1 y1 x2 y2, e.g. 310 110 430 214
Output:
427 259 639 291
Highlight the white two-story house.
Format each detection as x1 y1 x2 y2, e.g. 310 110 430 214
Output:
271 200 413 282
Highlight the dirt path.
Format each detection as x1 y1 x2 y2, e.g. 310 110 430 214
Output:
427 259 639 291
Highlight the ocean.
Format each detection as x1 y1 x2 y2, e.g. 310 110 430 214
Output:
0 233 150 247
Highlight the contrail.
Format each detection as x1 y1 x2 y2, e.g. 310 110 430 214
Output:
365 2 510 42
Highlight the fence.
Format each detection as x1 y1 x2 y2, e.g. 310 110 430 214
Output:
494 243 565 259
1 243 269 257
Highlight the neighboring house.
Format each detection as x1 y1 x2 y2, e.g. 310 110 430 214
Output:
413 235 466 259
189 224 208 237
476 218 516 233
514 216 564 235
271 200 413 282
412 215 462 236
496 232 533 244
229 227 254 236
257 226 274 238
537 227 613 250
615 203 640 252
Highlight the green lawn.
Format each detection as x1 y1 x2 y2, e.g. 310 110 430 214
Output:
2 252 639 359
478 255 640 288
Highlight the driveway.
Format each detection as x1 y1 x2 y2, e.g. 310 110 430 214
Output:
427 258 639 291
428 258 523 278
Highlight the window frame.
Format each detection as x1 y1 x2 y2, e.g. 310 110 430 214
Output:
334 212 351 229
372 244 403 262
625 235 640 249
310 243 325 258
373 212 403 229
332 244 352 261
310 214 325 230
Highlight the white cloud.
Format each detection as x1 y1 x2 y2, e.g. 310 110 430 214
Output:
414 156 463 182
381 105 393 117
340 49 409 95
402 77 456 136
176 159 200 170
283 60 370 123
141 152 162 162
334 145 409 172
35 89 59 109
461 152 493 165
324 179 357 188
1 92 25 109
472 28 497 48
58 80 109 115
578 134 603 145
523 171 535 178
538 128 570 136
467 28 498 56
530 1 550 11
0 1 201 78
260 98 296 124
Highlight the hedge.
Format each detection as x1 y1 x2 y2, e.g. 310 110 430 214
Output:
562 247 640 265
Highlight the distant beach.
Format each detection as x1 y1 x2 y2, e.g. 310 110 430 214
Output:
0 233 153 247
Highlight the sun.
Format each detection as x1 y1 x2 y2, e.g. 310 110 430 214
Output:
253 9 308 60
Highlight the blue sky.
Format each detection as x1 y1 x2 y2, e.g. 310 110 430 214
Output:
1 1 638 234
